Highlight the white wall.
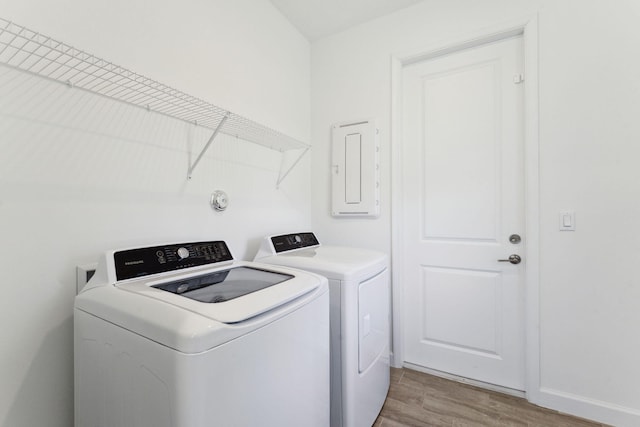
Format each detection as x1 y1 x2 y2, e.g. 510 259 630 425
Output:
0 1 311 426
311 0 640 425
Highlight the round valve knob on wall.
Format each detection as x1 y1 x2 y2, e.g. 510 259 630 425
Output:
211 190 229 211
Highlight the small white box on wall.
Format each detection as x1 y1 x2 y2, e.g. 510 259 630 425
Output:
331 119 380 218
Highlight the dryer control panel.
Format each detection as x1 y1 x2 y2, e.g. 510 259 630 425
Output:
114 241 233 281
271 233 319 253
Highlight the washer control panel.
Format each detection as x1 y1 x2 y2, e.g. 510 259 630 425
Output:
271 232 319 253
114 241 233 281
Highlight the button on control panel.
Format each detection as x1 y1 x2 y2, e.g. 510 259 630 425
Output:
177 247 190 259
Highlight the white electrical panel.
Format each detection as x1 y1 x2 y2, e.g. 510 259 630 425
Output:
331 119 380 217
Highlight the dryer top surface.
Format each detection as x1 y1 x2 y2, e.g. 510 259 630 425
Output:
258 246 387 281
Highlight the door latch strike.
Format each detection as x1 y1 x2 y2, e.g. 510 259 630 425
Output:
513 73 524 84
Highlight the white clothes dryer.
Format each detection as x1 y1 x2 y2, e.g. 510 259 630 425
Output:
255 232 390 427
75 240 330 427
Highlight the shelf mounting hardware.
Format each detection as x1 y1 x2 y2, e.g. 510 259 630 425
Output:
277 147 310 189
187 112 230 179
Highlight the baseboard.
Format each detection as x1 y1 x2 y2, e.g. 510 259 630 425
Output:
535 387 640 427
402 362 525 398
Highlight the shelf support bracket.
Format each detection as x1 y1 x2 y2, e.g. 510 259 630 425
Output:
276 146 310 189
187 112 230 179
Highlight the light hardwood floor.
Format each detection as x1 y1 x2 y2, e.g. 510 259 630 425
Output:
374 368 608 427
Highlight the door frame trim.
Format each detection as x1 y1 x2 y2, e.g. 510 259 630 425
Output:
389 15 540 402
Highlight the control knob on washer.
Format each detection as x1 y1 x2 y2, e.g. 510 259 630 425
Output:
177 247 190 260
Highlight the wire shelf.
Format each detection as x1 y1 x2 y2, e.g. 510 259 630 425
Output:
0 17 309 155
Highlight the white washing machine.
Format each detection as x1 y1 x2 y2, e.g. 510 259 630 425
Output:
75 240 330 427
254 232 390 427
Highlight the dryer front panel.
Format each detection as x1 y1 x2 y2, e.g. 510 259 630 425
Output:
358 268 390 372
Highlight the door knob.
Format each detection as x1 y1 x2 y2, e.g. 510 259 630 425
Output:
498 254 521 264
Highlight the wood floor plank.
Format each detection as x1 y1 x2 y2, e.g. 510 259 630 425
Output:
387 381 426 407
375 368 606 427
379 397 453 427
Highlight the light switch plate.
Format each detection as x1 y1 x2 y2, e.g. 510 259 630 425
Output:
559 211 575 231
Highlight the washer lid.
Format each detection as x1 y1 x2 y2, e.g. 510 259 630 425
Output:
258 246 388 281
76 261 327 353
117 262 321 324
151 266 293 304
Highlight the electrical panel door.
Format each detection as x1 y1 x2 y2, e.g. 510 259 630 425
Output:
331 119 380 217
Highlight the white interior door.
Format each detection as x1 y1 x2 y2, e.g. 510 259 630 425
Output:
401 36 525 390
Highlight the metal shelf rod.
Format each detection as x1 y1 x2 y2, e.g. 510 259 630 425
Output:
187 113 230 180
277 147 310 189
